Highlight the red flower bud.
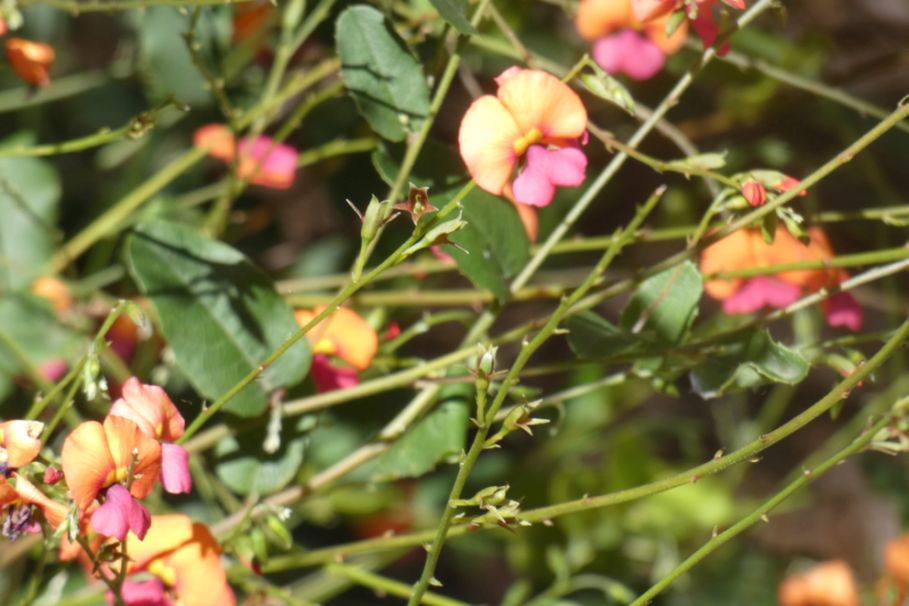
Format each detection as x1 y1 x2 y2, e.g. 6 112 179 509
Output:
741 180 766 207
776 176 808 197
43 466 62 485
5 38 55 87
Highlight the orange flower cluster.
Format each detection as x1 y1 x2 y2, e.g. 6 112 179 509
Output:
633 0 746 54
0 379 235 605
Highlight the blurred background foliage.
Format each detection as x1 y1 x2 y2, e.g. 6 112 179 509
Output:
1 0 909 604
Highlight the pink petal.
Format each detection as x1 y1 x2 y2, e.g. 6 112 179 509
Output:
160 443 192 495
91 485 151 542
107 579 168 606
689 5 720 51
824 292 863 332
722 277 801 314
592 30 667 81
512 145 588 208
39 358 68 383
512 158 556 208
310 355 359 393
238 136 299 189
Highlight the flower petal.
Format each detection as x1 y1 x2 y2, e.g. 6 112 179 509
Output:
310 355 360 393
458 95 521 195
112 378 186 441
496 69 587 140
102 416 162 501
193 124 236 162
160 443 192 494
91 484 150 542
61 420 116 511
632 0 677 21
0 420 44 468
512 156 556 208
296 307 378 371
593 30 666 80
236 136 299 189
824 292 863 332
108 578 167 606
722 277 801 314
575 0 633 41
13 475 68 528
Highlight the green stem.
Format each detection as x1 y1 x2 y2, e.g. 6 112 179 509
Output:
629 410 896 605
406 188 665 605
328 563 470 606
22 0 257 11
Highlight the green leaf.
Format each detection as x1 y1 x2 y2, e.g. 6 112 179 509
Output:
371 139 466 193
426 0 476 34
442 189 530 302
689 331 810 399
0 152 61 291
621 261 703 344
125 221 310 417
215 416 315 496
372 401 469 481
0 293 82 380
579 72 635 114
566 311 638 360
666 151 727 173
336 5 431 141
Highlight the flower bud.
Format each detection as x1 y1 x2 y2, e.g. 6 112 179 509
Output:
741 180 766 207
5 38 55 87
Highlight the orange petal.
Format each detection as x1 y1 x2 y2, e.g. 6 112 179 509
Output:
0 420 44 467
61 421 116 511
102 416 162 501
766 226 835 291
778 560 860 606
13 474 68 528
645 11 688 54
125 514 195 571
296 307 378 371
111 377 185 441
5 38 55 87
632 0 677 21
575 0 633 41
458 95 521 194
32 276 73 313
193 124 236 162
166 523 236 606
503 184 539 242
700 228 756 299
0 476 17 505
886 532 909 586
496 69 587 141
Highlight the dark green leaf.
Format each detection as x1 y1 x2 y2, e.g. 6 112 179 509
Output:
372 401 469 481
371 139 466 194
0 293 82 379
689 330 809 399
336 5 431 141
566 311 638 359
215 416 315 496
125 221 310 417
442 189 530 302
621 261 703 344
427 0 476 34
0 152 61 291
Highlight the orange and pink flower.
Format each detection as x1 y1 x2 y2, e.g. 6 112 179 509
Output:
113 514 236 606
1 474 68 537
194 123 299 189
295 306 378 393
459 68 588 208
576 0 687 80
700 225 862 331
632 0 746 54
109 378 192 495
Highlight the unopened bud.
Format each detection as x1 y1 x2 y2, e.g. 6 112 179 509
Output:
43 466 62 485
741 180 766 207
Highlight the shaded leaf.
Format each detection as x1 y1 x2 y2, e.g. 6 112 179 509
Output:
125 221 310 417
566 311 638 360
215 416 315 496
442 190 530 302
372 401 469 481
427 0 476 34
0 293 82 381
0 151 61 291
666 152 727 173
336 5 431 141
621 262 703 344
689 330 809 399
371 139 466 194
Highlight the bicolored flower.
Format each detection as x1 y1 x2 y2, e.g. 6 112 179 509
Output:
0 420 44 468
295 306 378 393
114 514 236 606
778 560 860 606
700 225 862 331
60 416 161 518
109 378 192 495
632 0 746 54
459 68 588 208
576 0 687 80
5 38 55 87
194 124 299 189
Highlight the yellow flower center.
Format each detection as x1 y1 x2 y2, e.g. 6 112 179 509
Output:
513 128 543 157
149 559 178 587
